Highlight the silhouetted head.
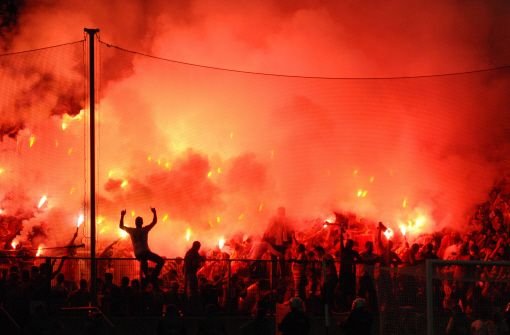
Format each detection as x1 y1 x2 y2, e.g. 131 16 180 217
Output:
289 296 304 312
365 241 374 252
135 216 143 228
346 239 354 249
192 241 201 250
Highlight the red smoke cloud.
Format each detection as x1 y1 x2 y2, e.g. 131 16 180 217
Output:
0 0 509 256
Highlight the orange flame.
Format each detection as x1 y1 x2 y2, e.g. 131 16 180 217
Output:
185 228 192 242
11 239 19 249
36 245 43 257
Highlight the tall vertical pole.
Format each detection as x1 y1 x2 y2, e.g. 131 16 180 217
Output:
84 28 99 305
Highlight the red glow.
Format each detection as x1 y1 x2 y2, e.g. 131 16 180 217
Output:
0 2 509 256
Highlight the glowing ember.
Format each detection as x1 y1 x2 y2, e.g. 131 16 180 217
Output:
258 203 264 212
11 239 19 249
120 179 129 188
37 195 48 208
162 214 169 222
36 245 43 257
383 227 394 240
218 237 225 250
77 214 84 227
207 171 213 178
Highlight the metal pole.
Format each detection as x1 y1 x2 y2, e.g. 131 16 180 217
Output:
426 259 434 335
84 27 99 305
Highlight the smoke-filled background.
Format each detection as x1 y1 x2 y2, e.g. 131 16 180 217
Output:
1 0 509 256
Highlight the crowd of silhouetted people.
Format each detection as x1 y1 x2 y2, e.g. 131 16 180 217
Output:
2 178 510 334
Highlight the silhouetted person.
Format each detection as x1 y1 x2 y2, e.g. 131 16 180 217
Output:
158 304 187 335
240 300 275 335
339 229 361 310
341 297 373 335
184 241 204 298
120 208 165 281
278 297 310 335
263 207 294 279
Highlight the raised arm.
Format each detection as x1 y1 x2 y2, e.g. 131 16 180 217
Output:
119 209 127 230
146 207 157 230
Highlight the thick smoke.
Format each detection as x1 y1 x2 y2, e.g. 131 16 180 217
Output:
1 0 509 256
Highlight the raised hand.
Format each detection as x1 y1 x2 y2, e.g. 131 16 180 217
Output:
150 207 156 214
121 209 127 216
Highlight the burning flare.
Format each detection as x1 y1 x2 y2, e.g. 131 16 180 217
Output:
218 237 225 250
36 245 44 257
185 227 192 242
383 227 394 240
11 239 19 249
77 214 84 227
37 195 48 209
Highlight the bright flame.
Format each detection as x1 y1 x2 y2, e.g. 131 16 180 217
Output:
356 189 368 198
121 179 129 188
36 245 43 257
323 223 328 229
185 227 192 242
118 229 129 239
37 195 48 208
218 237 225 250
29 135 36 148
77 214 84 227
324 213 336 224
11 239 19 249
207 171 213 178
399 224 407 236
61 111 83 131
383 227 394 240
162 214 169 222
